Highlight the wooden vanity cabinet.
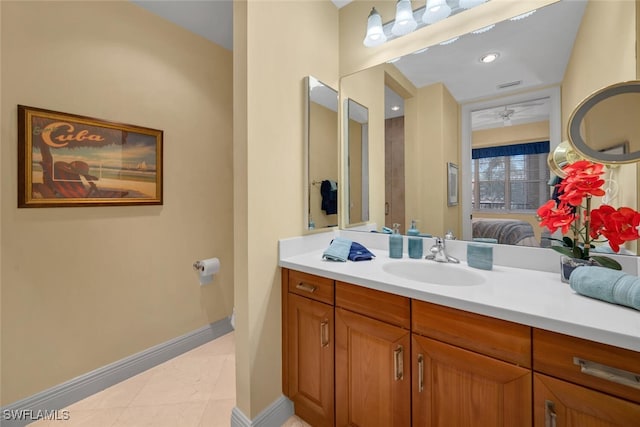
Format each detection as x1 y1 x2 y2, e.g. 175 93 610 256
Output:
282 268 640 427
335 281 411 427
532 329 640 426
411 300 533 426
282 269 335 427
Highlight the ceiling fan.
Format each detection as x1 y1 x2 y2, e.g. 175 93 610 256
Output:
497 107 516 126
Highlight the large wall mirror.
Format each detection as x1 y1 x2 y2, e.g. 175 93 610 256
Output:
339 0 639 255
305 76 339 231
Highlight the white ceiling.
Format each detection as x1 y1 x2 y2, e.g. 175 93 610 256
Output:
130 0 350 51
131 0 234 51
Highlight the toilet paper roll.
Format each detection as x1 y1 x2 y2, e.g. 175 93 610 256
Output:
194 258 220 285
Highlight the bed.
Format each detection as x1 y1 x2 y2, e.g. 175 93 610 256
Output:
472 218 540 247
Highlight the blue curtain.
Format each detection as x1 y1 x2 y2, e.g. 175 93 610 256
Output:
472 141 549 159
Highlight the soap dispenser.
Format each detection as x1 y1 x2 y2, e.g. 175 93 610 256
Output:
389 223 403 259
407 220 423 259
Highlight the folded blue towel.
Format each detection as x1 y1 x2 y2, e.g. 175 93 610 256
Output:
349 241 375 261
569 266 640 311
322 237 352 262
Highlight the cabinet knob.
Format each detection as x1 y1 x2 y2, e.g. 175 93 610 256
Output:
545 400 557 427
417 353 424 393
393 345 404 381
573 357 640 390
320 320 329 348
296 282 317 293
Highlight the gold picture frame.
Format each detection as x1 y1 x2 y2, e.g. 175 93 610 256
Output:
18 105 163 208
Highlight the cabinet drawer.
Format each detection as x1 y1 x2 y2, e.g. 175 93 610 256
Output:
412 300 531 367
533 329 640 404
288 270 334 305
335 281 410 329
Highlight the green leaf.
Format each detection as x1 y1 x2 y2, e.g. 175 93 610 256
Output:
550 246 575 258
572 246 584 259
589 256 622 270
562 236 574 248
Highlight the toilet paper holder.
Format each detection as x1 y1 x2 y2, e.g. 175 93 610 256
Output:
193 260 206 271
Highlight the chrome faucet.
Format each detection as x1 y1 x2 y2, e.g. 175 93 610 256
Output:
425 237 460 263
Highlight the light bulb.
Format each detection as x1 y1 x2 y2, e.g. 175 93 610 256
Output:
423 0 451 25
391 0 417 36
363 7 387 47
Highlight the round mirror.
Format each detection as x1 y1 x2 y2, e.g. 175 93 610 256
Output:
568 81 640 164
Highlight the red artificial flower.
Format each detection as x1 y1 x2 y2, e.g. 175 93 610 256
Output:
590 205 640 252
537 199 575 235
557 160 605 206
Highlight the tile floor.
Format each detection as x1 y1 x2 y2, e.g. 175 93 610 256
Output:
28 332 309 427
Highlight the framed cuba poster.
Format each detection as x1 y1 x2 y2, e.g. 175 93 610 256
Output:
18 105 163 208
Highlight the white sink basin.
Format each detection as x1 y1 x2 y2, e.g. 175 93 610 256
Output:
382 260 486 286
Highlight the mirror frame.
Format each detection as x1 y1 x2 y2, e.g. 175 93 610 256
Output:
568 80 640 164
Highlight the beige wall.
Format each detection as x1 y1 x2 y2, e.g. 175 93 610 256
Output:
310 103 339 229
1 1 233 405
348 118 363 223
233 0 339 418
473 121 550 148
405 83 460 238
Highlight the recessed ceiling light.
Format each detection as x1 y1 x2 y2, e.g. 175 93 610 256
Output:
439 36 459 46
480 52 499 63
472 24 495 34
510 10 536 21
391 105 400 111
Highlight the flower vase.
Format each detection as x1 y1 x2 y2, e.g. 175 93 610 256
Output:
560 256 597 283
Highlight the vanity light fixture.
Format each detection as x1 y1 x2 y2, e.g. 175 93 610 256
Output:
440 36 459 46
363 7 387 47
480 52 500 63
510 10 536 21
362 0 494 47
472 24 495 35
459 0 488 9
412 47 429 55
423 0 452 24
392 0 418 36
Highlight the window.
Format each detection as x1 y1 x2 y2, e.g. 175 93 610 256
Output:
472 142 550 212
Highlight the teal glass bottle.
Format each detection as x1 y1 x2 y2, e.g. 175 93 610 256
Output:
389 223 403 259
407 220 423 259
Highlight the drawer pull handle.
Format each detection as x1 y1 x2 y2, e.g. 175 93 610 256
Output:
573 357 640 390
393 345 404 381
545 400 556 427
296 282 317 293
320 320 329 348
417 353 424 393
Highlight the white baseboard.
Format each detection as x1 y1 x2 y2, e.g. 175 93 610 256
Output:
230 396 294 427
0 316 233 427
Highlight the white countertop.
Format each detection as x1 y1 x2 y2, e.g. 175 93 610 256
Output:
279 232 640 353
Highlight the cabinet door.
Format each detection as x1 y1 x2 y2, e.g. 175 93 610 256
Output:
412 334 532 426
534 373 640 427
287 293 334 427
335 308 411 427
